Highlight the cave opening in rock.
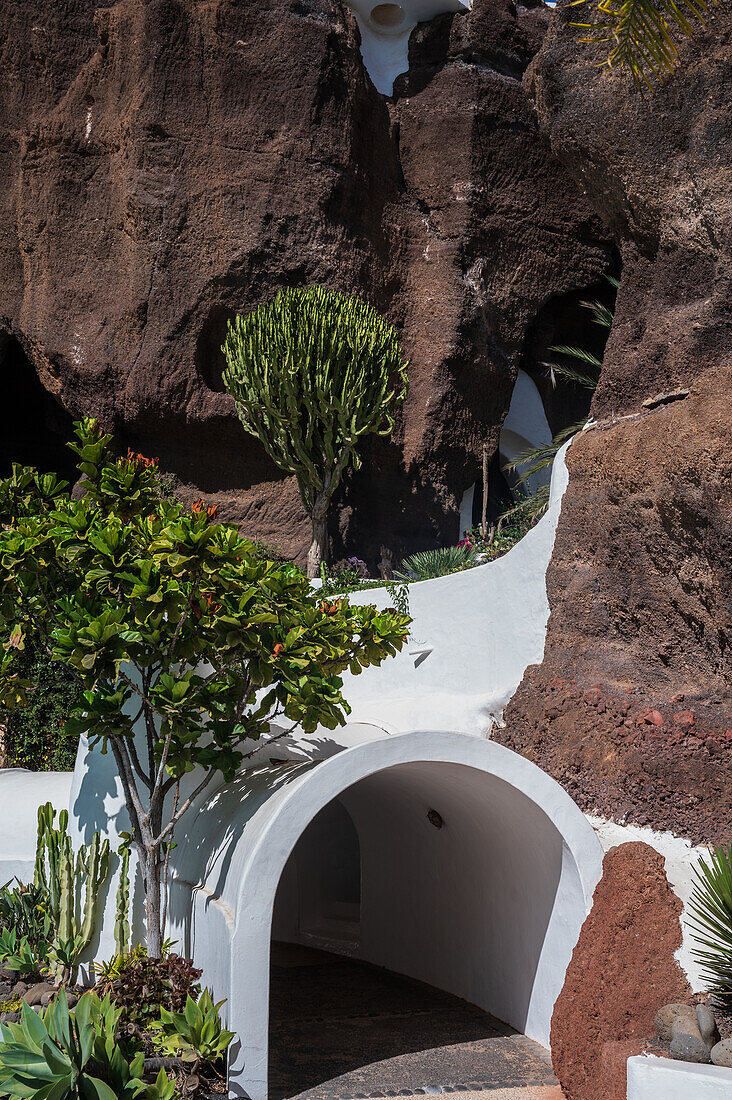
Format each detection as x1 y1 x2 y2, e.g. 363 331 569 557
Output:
0 332 76 482
468 273 619 535
195 305 235 394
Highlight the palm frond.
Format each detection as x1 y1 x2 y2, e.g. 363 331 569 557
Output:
687 845 732 1004
545 350 602 389
570 0 715 89
503 420 588 486
579 298 615 328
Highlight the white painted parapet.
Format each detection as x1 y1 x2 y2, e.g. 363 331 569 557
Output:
590 815 710 992
0 769 73 884
340 441 571 737
627 1055 732 1099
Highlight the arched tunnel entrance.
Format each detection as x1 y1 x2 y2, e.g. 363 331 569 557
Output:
170 731 602 1100
0 332 75 481
266 756 594 1098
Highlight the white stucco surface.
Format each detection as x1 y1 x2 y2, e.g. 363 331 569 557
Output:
344 0 470 94
590 815 709 990
339 440 571 736
627 1055 732 1099
499 369 552 496
0 769 73 884
167 727 603 1100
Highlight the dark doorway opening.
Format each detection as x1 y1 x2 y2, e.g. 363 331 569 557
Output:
0 334 76 482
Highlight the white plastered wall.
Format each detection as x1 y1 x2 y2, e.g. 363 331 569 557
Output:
340 438 571 736
0 769 73 884
499 368 553 497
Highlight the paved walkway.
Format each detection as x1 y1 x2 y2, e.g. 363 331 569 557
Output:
269 945 563 1100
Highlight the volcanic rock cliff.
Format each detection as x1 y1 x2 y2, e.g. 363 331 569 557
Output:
499 2 732 843
0 0 609 563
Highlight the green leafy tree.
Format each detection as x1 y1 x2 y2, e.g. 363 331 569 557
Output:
570 0 716 89
0 421 410 956
222 286 409 577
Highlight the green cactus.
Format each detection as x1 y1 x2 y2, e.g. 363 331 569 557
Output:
35 802 111 983
222 286 408 577
114 840 131 956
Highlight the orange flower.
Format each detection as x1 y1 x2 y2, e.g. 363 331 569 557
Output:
125 448 158 468
273 643 284 657
192 498 220 521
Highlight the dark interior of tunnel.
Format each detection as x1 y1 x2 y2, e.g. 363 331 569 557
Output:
0 333 77 482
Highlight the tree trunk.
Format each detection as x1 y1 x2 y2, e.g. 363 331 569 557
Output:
143 847 163 957
481 443 488 537
307 514 327 579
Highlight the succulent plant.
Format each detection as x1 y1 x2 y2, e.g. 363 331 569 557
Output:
223 286 408 576
34 803 111 983
0 990 173 1099
153 988 235 1065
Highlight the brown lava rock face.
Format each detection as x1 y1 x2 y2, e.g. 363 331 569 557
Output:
0 0 609 567
551 842 692 1100
499 1 732 843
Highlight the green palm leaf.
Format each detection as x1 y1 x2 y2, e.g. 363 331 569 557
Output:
687 845 732 1004
570 0 715 89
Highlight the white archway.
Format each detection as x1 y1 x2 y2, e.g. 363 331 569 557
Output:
169 729 602 1100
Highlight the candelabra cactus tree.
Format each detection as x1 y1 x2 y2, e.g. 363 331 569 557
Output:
222 286 409 577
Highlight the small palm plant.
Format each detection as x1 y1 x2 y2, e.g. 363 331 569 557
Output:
688 845 732 1005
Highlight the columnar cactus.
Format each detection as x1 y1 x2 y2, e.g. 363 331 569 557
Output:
222 286 409 577
114 841 131 956
35 802 110 982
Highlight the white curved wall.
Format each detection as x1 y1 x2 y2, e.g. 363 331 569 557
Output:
340 440 571 736
0 769 73 884
168 728 603 1100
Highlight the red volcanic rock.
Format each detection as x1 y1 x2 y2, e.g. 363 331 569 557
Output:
551 842 692 1100
673 711 696 730
499 0 732 843
635 710 663 728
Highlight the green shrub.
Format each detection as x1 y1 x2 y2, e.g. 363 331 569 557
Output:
0 638 78 771
105 953 203 1027
394 544 478 582
688 844 732 1005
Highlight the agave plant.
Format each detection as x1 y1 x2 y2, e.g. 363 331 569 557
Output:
687 845 732 1005
0 927 47 977
153 988 235 1065
0 991 174 1100
394 544 478 582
